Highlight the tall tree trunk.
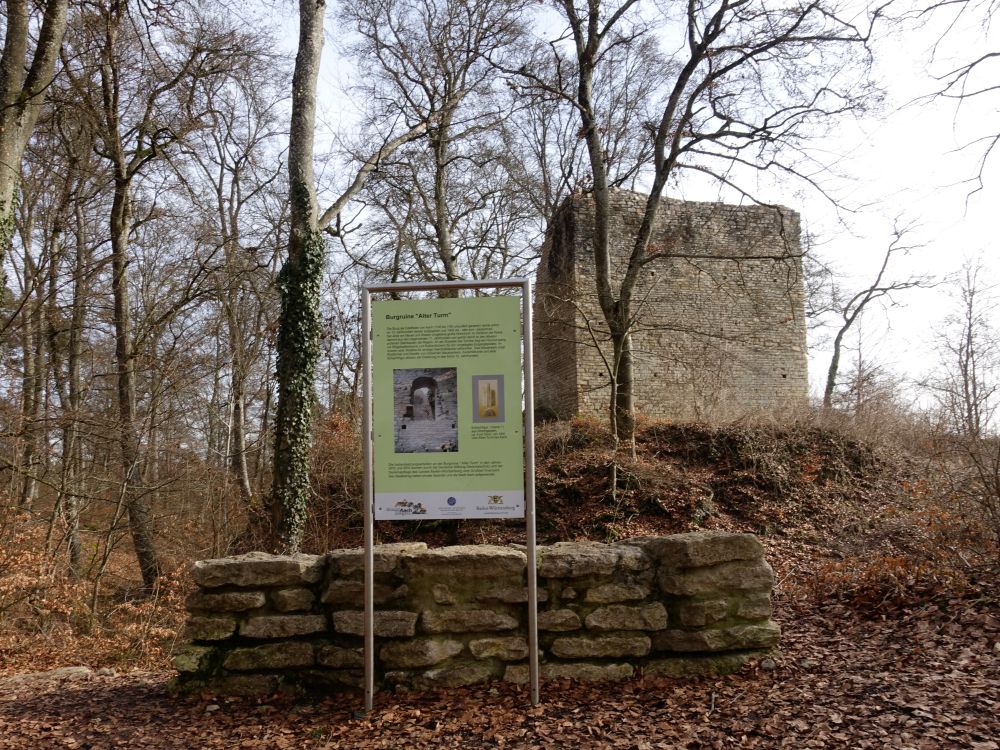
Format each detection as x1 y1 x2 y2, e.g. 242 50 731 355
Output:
16 207 43 509
267 0 326 553
144 335 162 496
610 322 635 443
18 293 41 509
109 180 160 588
823 327 846 408
230 369 254 505
45 211 75 568
430 115 459 295
221 213 253 505
0 0 68 280
264 0 431 550
63 213 87 573
208 335 225 465
57 166 92 575
254 344 274 498
570 20 627 444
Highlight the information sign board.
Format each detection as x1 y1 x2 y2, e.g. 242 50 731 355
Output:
361 279 538 712
371 296 524 520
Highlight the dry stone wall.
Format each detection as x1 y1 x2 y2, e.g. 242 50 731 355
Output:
174 533 780 696
535 191 809 421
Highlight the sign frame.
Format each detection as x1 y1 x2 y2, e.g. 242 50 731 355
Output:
361 278 539 711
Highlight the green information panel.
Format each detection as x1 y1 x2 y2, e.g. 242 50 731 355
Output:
372 296 524 520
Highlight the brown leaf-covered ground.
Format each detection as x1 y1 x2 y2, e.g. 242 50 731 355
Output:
2 417 999 748
2 593 998 749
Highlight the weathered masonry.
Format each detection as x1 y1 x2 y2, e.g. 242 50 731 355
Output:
173 532 779 695
534 191 809 421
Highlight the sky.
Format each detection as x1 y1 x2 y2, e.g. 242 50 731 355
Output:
791 5 999 400
652 2 999 400
297 1 999 402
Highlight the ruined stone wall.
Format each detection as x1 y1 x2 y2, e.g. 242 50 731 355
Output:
392 367 459 453
174 533 779 695
534 191 809 422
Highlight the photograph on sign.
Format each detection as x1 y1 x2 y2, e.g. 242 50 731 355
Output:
393 367 458 452
371 296 524 520
472 375 504 423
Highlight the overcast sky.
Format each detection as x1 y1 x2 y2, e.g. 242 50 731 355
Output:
793 4 998 399
301 1 998 401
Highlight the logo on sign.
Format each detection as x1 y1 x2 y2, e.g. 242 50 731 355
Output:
488 495 504 505
393 499 427 515
447 496 457 506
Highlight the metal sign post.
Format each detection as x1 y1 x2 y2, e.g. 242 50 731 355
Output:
361 278 538 711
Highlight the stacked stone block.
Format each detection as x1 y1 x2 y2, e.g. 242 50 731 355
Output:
534 190 809 422
174 533 779 695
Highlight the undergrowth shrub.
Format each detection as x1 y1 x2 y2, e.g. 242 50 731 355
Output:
304 411 364 552
0 509 42 619
806 555 974 612
0 506 84 630
566 414 611 450
795 504 995 614
931 436 1000 558
99 570 186 666
0 503 186 674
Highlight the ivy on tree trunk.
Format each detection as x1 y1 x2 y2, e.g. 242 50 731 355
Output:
270 223 325 552
266 0 326 554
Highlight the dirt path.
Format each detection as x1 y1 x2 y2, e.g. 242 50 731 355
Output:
1 602 998 749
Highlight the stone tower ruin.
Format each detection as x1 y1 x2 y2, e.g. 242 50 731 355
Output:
534 191 809 422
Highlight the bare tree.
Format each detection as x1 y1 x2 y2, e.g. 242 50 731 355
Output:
30 68 111 571
916 0 1000 191
9 163 47 511
823 223 931 408
175 40 288 509
924 258 1000 549
342 0 532 288
520 0 882 446
267 0 446 553
508 31 659 228
265 0 327 553
59 0 265 586
0 0 68 288
925 259 998 437
832 341 906 417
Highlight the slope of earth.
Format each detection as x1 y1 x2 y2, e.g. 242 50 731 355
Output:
366 416 987 588
2 415 998 747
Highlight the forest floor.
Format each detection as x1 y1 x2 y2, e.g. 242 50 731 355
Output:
2 416 999 748
2 586 998 749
